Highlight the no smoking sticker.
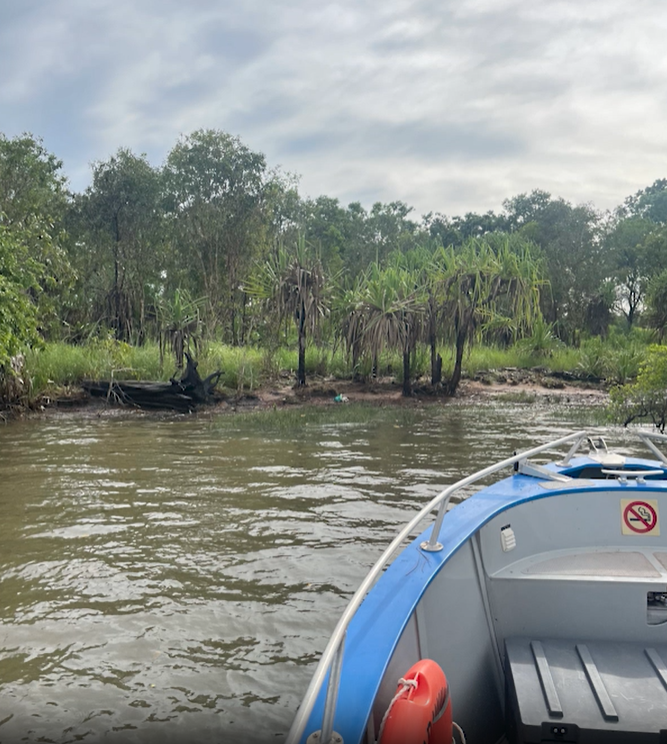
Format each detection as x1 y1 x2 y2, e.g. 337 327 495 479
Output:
621 499 660 536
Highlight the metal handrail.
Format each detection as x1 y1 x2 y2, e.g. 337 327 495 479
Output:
286 430 589 744
637 430 667 465
557 433 602 466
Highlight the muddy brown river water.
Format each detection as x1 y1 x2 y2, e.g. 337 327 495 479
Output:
0 401 642 744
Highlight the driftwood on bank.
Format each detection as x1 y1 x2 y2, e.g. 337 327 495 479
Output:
82 354 222 412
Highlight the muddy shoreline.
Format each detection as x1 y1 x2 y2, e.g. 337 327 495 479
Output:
19 367 610 420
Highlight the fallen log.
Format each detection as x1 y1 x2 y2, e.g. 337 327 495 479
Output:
82 353 222 412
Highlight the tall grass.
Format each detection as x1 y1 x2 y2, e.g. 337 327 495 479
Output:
23 333 653 401
24 341 356 398
201 343 264 390
25 340 167 394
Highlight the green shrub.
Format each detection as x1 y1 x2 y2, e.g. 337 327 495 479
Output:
542 347 581 373
517 317 563 358
607 345 645 385
462 346 521 374
577 338 611 380
609 345 667 430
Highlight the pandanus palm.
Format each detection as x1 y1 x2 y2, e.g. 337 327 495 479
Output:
158 288 206 370
335 273 367 377
385 247 442 385
344 263 425 396
245 240 327 386
435 235 544 395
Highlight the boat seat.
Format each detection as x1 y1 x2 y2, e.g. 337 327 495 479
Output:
505 637 667 743
488 548 667 644
491 547 667 582
523 550 661 578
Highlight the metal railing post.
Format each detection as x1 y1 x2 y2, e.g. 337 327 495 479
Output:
318 633 345 744
557 433 589 466
421 491 454 552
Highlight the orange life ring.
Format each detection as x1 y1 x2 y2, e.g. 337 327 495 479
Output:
378 659 452 744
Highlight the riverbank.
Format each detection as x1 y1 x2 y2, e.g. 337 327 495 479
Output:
27 366 609 421
2 336 641 420
240 374 608 411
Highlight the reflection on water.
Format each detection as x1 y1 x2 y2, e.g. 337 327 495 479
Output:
0 401 637 742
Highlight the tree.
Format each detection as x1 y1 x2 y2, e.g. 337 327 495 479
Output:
503 189 552 228
383 246 442 384
0 133 68 229
301 196 350 276
367 201 421 264
645 270 667 340
158 288 205 369
163 130 274 342
621 179 667 224
451 210 507 240
245 239 328 386
503 191 604 339
423 212 461 249
72 149 164 341
605 217 655 327
0 132 73 337
335 202 373 278
0 223 56 402
0 225 41 365
583 280 616 338
303 199 427 281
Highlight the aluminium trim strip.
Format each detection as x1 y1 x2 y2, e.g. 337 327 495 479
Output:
530 641 563 718
576 644 619 722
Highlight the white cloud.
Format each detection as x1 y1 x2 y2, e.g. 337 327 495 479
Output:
1 0 667 213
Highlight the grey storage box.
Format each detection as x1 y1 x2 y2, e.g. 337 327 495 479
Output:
505 637 667 743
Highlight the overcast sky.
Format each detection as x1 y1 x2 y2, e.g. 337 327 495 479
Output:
2 0 667 217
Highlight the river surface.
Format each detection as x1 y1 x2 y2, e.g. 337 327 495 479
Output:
0 400 644 744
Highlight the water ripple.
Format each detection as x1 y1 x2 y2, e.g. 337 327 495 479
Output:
0 403 615 742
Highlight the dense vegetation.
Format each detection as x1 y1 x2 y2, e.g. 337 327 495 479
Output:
609 345 667 431
2 129 667 409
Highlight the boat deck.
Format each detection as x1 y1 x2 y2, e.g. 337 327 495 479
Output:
506 637 667 742
288 432 667 744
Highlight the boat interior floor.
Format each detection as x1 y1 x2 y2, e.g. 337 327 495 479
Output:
505 637 667 743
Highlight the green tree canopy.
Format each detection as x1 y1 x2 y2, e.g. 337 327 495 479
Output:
342 262 425 395
163 129 275 342
645 270 667 341
621 179 667 224
610 345 667 431
0 223 51 398
503 190 604 338
71 149 164 341
605 217 652 326
435 234 544 394
0 132 73 339
0 133 68 230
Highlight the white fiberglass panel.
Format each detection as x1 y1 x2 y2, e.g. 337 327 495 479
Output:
523 551 660 577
